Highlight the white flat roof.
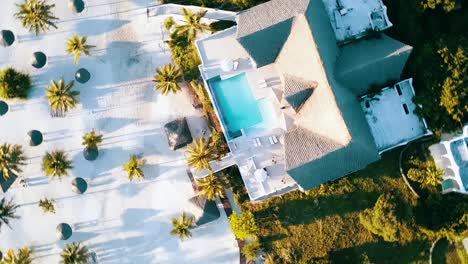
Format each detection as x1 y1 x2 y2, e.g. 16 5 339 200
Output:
361 79 430 152
322 0 392 43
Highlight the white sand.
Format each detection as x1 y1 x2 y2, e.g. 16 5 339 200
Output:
0 0 238 263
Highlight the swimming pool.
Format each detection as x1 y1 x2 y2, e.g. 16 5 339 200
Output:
208 74 262 139
450 137 468 190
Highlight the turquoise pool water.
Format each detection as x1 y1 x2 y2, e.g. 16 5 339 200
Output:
208 74 262 139
450 137 468 190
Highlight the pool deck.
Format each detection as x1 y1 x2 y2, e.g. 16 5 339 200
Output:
195 27 298 201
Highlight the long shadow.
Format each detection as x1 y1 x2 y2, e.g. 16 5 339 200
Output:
96 117 139 133
75 19 130 36
329 239 430 263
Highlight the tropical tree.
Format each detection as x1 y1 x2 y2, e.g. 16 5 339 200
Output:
122 155 145 181
1 246 33 264
66 35 95 64
0 143 26 180
228 211 259 240
242 240 261 262
421 0 457 11
170 212 194 241
0 198 20 231
82 130 103 150
186 137 217 172
46 79 80 116
176 8 211 41
14 0 58 35
152 64 183 95
0 67 32 100
197 174 225 201
38 198 55 214
42 150 73 180
407 158 444 189
60 242 89 264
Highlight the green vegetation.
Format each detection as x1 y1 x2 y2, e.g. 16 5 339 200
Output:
175 8 211 42
38 198 56 214
421 0 458 11
46 79 80 116
60 242 89 264
228 211 259 240
0 198 20 231
358 193 414 243
15 0 58 35
242 239 261 261
186 137 217 172
66 35 95 64
161 0 268 10
209 20 237 32
42 150 73 180
170 211 194 241
432 238 468 264
197 174 225 200
1 246 33 264
82 130 103 150
122 155 145 181
407 157 444 190
223 165 249 206
0 67 32 100
0 143 26 180
152 64 183 95
384 0 467 135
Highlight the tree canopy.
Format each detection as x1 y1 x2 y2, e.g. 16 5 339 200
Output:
228 211 259 240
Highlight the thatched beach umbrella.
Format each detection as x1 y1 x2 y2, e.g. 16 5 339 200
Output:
69 0 86 14
83 147 98 161
31 52 47 69
27 130 43 146
189 195 220 226
75 68 91 83
0 100 8 116
71 177 88 194
0 30 15 47
164 117 193 150
56 223 72 240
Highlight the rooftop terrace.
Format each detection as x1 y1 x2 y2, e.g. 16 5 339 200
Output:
322 0 392 43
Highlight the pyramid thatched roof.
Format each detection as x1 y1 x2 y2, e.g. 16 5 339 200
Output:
56 223 72 240
31 52 47 69
27 130 43 146
0 100 8 116
0 173 17 194
164 117 193 150
189 195 220 225
0 30 15 47
72 177 88 194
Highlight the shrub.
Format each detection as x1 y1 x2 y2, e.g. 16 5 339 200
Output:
242 239 261 261
407 157 444 189
229 211 259 240
38 198 56 214
209 20 237 32
0 67 32 99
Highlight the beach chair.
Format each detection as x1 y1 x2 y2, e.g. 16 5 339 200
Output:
268 135 279 144
233 61 239 71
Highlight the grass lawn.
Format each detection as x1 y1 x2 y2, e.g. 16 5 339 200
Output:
246 149 434 263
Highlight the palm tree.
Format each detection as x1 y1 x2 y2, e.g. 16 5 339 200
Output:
170 212 194 241
152 64 183 95
60 242 89 264
42 150 73 180
123 155 145 181
0 198 20 231
46 79 79 116
0 143 26 180
2 246 33 264
197 174 225 201
66 35 95 64
176 8 211 41
82 130 103 150
186 137 217 172
14 0 58 35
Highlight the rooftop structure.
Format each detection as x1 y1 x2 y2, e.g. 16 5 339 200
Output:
430 126 468 195
196 0 419 200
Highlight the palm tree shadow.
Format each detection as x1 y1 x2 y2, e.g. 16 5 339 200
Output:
74 19 130 36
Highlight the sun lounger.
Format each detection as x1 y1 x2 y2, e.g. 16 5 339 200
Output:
268 135 279 144
253 137 262 147
233 61 239 71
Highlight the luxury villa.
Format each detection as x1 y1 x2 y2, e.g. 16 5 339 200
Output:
194 0 430 201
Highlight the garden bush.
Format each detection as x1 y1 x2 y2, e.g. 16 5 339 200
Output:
229 211 259 240
209 20 237 32
242 240 261 261
0 67 32 99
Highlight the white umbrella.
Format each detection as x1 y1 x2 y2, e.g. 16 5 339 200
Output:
221 59 234 72
254 168 268 182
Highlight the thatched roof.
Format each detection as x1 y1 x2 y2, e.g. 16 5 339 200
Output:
0 173 17 194
83 147 98 161
0 100 8 116
75 68 91 83
189 195 220 225
164 117 193 150
69 0 85 14
27 130 43 146
31 52 47 69
56 223 72 240
0 30 15 47
72 177 88 194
